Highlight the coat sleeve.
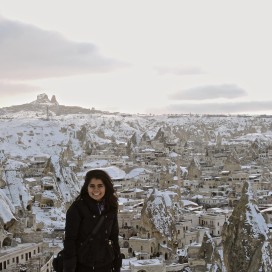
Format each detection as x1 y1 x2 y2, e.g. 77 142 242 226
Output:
63 203 81 272
109 213 122 272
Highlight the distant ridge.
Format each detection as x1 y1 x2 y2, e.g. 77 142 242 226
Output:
1 93 272 118
0 93 107 116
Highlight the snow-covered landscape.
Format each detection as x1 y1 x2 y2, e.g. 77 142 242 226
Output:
1 94 272 272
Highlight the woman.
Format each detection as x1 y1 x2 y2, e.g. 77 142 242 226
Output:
63 169 122 272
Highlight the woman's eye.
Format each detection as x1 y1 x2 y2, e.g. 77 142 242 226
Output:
89 184 104 188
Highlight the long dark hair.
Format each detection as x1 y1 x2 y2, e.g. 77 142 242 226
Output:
77 169 118 212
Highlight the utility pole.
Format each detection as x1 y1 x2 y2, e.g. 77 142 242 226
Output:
46 106 49 120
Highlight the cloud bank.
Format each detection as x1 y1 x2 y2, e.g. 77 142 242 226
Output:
0 17 125 80
0 82 38 95
170 84 247 100
164 101 272 114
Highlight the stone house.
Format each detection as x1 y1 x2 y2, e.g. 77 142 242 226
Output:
211 184 231 197
257 193 272 205
133 172 152 187
183 180 201 191
0 242 46 271
129 258 166 272
226 171 247 184
119 189 137 199
198 196 228 208
130 217 142 236
199 209 232 237
201 176 221 190
113 178 135 190
174 212 204 248
250 179 271 192
129 236 157 259
118 209 138 229
184 227 207 246
175 220 192 245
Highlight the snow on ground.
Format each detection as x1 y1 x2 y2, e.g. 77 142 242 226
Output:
32 205 66 231
0 189 16 223
246 182 269 239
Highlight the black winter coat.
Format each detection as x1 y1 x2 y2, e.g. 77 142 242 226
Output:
63 195 122 272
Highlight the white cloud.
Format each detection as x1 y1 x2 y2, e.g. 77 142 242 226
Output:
1 1 272 114
170 84 247 100
0 17 126 80
0 81 39 96
164 101 272 114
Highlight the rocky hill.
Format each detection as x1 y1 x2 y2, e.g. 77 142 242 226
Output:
222 181 272 272
141 188 183 245
0 93 97 116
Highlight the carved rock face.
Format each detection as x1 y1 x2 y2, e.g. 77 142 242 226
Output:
36 93 50 103
222 182 272 272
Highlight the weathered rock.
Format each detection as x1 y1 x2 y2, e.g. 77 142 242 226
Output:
198 232 225 272
222 181 272 272
50 95 59 105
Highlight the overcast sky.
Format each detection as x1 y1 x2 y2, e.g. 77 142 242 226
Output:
1 0 272 115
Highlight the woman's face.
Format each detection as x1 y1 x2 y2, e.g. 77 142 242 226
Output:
87 178 106 201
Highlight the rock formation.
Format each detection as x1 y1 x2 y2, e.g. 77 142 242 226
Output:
50 95 59 105
198 232 225 272
30 93 58 106
141 188 183 248
222 181 272 272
